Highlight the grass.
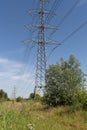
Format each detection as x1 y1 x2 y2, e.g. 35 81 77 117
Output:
0 101 87 130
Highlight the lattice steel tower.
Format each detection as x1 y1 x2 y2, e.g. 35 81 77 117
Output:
24 0 58 97
34 0 46 96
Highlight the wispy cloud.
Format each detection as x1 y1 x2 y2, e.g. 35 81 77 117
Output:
0 58 9 64
0 57 35 98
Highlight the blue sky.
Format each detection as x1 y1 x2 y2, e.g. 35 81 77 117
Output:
0 0 87 98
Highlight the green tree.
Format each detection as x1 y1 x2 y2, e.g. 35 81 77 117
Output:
43 55 85 106
16 96 23 102
29 93 41 101
29 93 35 99
0 89 8 101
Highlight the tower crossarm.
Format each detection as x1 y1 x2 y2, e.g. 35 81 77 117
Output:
27 10 56 16
24 24 58 30
23 0 59 98
22 39 61 47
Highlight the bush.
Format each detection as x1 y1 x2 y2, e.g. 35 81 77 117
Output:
0 89 8 101
43 55 86 107
16 96 23 102
29 93 41 101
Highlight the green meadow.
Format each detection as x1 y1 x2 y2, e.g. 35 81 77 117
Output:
0 101 87 130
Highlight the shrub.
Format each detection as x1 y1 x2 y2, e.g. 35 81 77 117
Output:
16 96 23 102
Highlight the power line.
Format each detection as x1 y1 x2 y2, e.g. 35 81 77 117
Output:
25 0 59 98
19 66 36 98
52 20 87 51
62 21 87 43
15 47 36 96
51 0 80 35
21 0 87 98
58 0 80 26
14 43 36 95
45 0 63 24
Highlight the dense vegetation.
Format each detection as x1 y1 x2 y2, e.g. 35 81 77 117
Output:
0 55 87 129
0 89 8 101
43 55 87 109
0 101 87 130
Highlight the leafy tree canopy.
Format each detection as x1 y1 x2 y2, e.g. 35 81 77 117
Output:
43 55 86 106
29 93 41 101
16 96 23 102
0 89 8 101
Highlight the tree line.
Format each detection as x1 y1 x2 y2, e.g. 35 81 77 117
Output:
1 55 87 110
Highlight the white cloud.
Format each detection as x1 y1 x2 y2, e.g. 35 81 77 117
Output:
11 73 34 82
0 58 9 64
0 57 35 98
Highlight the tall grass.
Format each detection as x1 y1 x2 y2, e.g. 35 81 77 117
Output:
0 101 87 130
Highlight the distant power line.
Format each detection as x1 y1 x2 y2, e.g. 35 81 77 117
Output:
45 0 63 24
58 0 80 26
51 0 80 35
51 20 87 53
61 20 87 43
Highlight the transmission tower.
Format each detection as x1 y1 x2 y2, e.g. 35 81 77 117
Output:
24 0 58 97
12 86 16 103
34 0 47 97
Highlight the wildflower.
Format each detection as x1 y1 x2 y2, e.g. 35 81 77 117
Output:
27 123 35 130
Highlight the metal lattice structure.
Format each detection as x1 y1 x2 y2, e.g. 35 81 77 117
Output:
22 0 87 98
34 0 47 96
23 0 58 97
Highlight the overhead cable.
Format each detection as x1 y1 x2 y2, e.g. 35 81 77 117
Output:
51 0 80 35
45 0 63 24
52 20 87 51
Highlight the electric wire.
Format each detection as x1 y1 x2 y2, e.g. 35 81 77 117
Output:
21 66 36 97
59 0 80 26
45 0 63 24
15 44 36 96
51 0 80 35
17 1 40 97
50 20 87 55
16 0 87 98
16 47 37 97
15 1 39 97
18 63 36 97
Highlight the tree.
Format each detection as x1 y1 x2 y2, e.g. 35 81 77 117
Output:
43 55 85 106
0 89 8 101
16 96 23 102
29 93 41 101
29 93 35 99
